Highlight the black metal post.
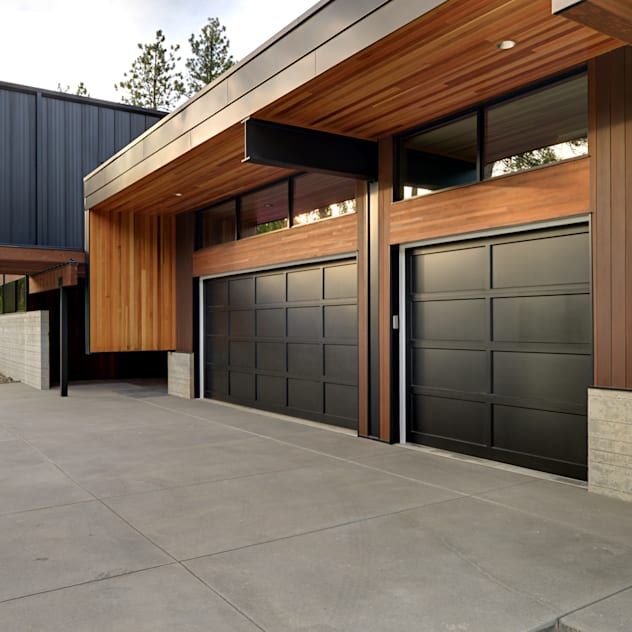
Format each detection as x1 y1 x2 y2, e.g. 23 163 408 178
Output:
59 285 68 397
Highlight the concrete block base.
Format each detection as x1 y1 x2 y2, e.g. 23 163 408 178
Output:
589 387 632 502
168 352 194 399
0 311 49 390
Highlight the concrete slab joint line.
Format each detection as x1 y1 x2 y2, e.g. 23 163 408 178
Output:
3 382 632 630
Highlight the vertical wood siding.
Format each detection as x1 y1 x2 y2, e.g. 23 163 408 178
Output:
590 48 632 389
89 210 176 352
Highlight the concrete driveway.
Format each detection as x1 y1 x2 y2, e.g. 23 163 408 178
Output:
0 381 631 631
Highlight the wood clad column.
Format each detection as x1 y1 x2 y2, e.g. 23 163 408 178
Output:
590 47 632 388
175 212 195 353
358 140 394 442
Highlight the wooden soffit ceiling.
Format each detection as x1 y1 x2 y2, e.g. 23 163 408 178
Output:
90 0 622 216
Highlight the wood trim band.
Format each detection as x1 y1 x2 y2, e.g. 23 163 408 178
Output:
192 213 358 278
388 158 590 246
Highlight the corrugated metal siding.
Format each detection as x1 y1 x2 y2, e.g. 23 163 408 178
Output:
0 89 37 245
0 86 162 249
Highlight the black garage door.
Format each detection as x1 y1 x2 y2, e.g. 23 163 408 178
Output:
407 225 592 479
204 259 358 428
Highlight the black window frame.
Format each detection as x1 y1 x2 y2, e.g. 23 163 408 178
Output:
395 66 588 202
195 172 358 250
0 276 27 315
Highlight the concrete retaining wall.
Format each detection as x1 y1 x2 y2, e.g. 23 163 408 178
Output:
589 387 632 502
168 352 194 399
0 311 49 390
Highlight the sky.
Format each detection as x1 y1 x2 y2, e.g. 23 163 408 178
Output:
1 0 317 102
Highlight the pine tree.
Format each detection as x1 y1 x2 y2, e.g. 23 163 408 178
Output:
57 82 90 97
185 17 234 96
116 30 185 111
75 82 89 97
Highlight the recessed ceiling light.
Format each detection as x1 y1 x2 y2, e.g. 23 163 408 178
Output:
174 192 183 197
264 203 273 208
497 40 516 50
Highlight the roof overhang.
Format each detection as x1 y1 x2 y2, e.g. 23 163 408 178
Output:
84 0 623 216
28 260 84 294
83 0 450 212
553 0 632 44
0 246 86 276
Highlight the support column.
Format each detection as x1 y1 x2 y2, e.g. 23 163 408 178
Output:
588 47 632 499
358 138 397 441
59 285 68 397
169 212 196 399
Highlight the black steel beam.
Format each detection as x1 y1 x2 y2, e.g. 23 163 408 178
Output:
59 285 68 397
243 118 378 180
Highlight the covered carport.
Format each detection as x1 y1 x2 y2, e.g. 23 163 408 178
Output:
0 245 85 394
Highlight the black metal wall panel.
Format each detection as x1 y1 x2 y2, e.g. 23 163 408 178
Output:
0 82 163 249
0 88 36 245
407 225 591 479
204 259 358 429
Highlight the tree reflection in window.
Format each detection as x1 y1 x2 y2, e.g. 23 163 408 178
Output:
292 173 357 226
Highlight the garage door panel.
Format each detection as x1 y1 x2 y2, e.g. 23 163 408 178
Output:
413 299 486 341
493 405 587 466
412 348 488 393
229 341 255 369
325 384 358 426
230 371 255 400
412 247 487 294
257 342 285 372
230 310 255 337
288 343 322 377
206 279 228 306
257 374 286 406
324 263 357 299
206 368 228 397
493 294 591 344
493 352 591 408
206 337 228 366
256 274 285 304
229 277 255 306
206 311 228 336
325 305 357 339
407 225 591 479
288 307 322 339
492 233 589 288
256 309 286 338
204 259 357 429
288 268 322 301
325 345 357 382
411 394 488 446
289 379 323 413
